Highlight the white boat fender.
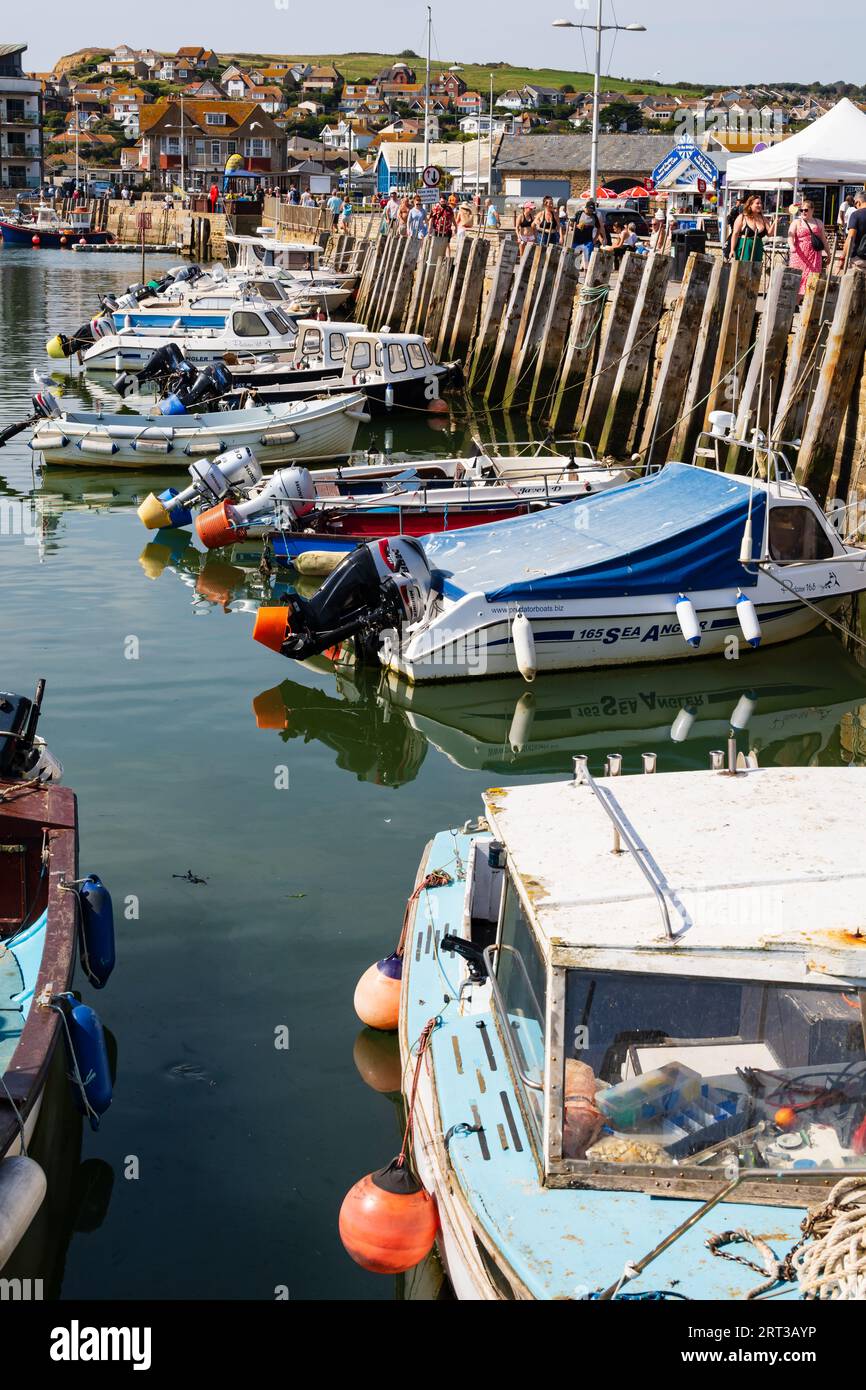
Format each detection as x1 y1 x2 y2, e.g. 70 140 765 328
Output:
670 706 697 743
675 594 701 648
729 692 757 731
508 690 536 755
0 1156 47 1273
384 384 394 412
512 611 537 683
736 590 762 648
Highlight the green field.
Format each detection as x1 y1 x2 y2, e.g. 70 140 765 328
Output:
226 50 706 97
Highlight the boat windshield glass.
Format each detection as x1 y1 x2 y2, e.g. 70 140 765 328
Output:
266 309 293 336
561 970 866 1177
492 880 546 1133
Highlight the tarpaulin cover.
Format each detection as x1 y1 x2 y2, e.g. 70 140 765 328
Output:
421 464 764 602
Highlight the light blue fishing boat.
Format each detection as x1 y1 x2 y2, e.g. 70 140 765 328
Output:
367 758 866 1300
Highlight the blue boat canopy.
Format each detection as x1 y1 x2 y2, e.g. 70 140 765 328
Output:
422 464 764 602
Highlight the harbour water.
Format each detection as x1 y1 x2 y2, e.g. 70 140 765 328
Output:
3 248 866 1300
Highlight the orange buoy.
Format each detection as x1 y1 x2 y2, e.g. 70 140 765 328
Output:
775 1106 798 1130
353 1028 402 1094
196 498 241 550
253 605 292 654
59 235 67 247
353 951 402 1031
31 235 40 246
427 397 449 414
339 1158 436 1274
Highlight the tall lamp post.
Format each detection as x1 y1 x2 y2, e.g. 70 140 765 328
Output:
552 7 645 201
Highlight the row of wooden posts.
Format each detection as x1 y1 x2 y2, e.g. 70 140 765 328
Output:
319 226 866 510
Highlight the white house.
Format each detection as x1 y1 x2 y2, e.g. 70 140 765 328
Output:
495 89 526 112
459 114 512 137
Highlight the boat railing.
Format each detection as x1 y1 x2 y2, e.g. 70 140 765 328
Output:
689 428 803 491
572 754 679 940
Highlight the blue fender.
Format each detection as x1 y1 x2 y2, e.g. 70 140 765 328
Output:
79 875 115 988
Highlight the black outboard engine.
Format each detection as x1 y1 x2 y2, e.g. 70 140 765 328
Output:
178 362 232 409
0 680 61 783
253 537 436 666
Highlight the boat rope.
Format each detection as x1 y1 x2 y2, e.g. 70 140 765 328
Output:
705 1229 784 1299
790 1177 866 1300
0 776 42 803
395 868 454 957
49 995 101 1129
396 1015 440 1177
0 1070 28 1156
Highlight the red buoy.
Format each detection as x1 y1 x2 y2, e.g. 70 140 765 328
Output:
339 1158 436 1274
31 235 40 247
353 952 402 1031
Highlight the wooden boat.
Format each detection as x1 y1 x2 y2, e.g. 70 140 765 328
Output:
350 758 866 1299
0 682 113 1271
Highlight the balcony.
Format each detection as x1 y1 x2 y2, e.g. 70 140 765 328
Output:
0 110 39 127
159 153 181 170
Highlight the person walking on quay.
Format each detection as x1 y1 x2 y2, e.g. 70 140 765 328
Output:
429 192 455 241
533 195 559 246
728 194 770 262
484 198 500 231
384 188 401 232
407 194 428 238
838 194 855 237
327 188 342 228
571 198 603 269
340 196 353 230
842 191 866 270
788 198 829 296
288 183 300 206
397 195 411 235
455 200 475 244
515 200 536 254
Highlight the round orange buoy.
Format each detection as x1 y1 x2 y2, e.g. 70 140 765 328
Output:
59 235 67 247
31 235 40 246
427 397 449 414
775 1106 798 1130
353 1028 402 1094
79 237 86 246
354 951 402 1031
339 1158 436 1274
196 499 241 550
253 605 291 653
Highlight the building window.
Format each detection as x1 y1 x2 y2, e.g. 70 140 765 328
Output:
205 112 227 126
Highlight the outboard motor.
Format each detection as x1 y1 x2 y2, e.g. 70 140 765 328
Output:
46 313 110 360
195 466 316 549
137 447 263 530
253 537 435 665
134 342 186 394
0 680 62 784
31 389 62 420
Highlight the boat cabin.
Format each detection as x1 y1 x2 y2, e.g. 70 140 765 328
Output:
344 332 439 384
292 320 366 371
227 234 324 274
463 764 866 1207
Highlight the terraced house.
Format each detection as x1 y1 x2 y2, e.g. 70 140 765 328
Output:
138 99 287 191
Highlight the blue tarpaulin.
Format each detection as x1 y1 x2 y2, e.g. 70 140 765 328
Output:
421 464 764 602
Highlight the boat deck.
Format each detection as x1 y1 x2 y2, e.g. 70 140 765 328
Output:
0 910 45 1074
405 832 805 1300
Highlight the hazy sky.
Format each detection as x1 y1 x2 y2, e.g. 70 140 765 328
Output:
21 0 862 86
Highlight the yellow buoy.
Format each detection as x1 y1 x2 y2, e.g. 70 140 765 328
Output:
46 335 66 360
137 493 173 530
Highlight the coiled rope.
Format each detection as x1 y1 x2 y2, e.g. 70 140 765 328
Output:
791 1177 866 1300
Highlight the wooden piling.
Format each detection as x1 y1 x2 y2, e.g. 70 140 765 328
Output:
638 252 714 464
772 273 840 444
703 259 762 427
527 248 580 420
731 264 801 459
435 236 473 359
797 267 866 504
668 258 730 463
423 249 454 348
383 235 420 331
581 254 646 445
405 237 447 335
466 237 519 390
446 236 490 361
482 247 536 406
504 246 562 411
598 251 671 458
546 251 613 433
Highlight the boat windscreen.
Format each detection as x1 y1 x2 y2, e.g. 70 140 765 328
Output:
420 464 765 602
560 969 866 1180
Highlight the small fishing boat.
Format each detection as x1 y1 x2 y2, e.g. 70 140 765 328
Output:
75 303 300 373
30 391 368 468
342 756 866 1299
0 204 112 249
251 449 866 681
111 270 353 328
226 232 358 290
0 682 114 1271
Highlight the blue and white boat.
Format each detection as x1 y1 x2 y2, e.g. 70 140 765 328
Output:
255 451 866 682
387 758 866 1299
79 302 301 373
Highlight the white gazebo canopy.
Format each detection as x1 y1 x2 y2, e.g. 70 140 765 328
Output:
726 98 866 188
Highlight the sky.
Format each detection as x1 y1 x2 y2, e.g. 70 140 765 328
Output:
20 0 863 86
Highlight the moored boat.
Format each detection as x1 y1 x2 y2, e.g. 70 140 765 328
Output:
0 205 111 249
343 757 866 1299
0 682 114 1271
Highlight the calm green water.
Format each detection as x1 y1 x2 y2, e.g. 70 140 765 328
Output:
2 247 866 1301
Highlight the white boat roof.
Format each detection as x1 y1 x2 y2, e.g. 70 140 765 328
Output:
347 331 426 346
296 319 365 333
483 766 866 984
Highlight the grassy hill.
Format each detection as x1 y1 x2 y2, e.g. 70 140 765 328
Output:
224 51 707 97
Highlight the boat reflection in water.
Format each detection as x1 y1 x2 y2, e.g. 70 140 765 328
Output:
251 632 866 782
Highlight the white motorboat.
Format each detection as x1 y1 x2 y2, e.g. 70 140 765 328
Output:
79 303 301 373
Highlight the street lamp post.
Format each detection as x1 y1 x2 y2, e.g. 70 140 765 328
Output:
553 7 645 201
